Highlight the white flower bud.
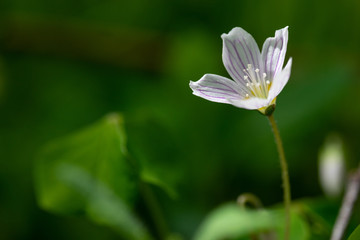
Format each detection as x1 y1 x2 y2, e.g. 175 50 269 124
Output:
319 134 345 198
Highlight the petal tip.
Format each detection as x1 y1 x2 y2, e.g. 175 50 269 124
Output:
287 57 293 65
221 27 247 40
276 26 289 36
189 80 198 89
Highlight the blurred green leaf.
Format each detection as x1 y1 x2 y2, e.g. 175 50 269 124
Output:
194 204 276 240
57 163 152 240
141 169 177 199
347 224 360 240
126 117 181 198
34 113 152 240
295 198 339 239
194 204 310 240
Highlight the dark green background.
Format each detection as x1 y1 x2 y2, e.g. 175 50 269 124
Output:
1 0 360 239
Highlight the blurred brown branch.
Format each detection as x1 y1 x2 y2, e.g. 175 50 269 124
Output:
331 165 360 240
0 14 167 71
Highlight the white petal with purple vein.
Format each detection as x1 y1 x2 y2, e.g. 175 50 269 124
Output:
261 26 288 80
228 97 270 110
268 58 292 101
190 74 243 104
222 27 263 85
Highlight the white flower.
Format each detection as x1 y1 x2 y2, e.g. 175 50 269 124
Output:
190 26 292 115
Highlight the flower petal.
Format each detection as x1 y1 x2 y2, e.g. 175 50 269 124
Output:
268 58 292 101
261 26 288 80
222 27 263 85
190 74 243 104
228 97 270 110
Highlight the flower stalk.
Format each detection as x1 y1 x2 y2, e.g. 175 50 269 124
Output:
140 182 168 240
268 114 291 240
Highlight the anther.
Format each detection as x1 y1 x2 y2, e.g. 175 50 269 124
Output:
244 76 248 80
246 83 250 87
245 94 249 98
266 80 270 85
263 73 267 78
247 64 252 69
255 68 259 73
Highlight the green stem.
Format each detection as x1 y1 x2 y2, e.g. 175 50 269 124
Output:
237 193 263 209
267 114 291 240
140 182 168 240
125 152 168 239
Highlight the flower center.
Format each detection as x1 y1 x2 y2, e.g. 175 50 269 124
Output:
242 64 271 99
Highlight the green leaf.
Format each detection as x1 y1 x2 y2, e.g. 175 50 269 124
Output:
295 198 339 238
194 204 276 240
141 169 177 198
278 210 310 240
194 204 310 240
347 224 360 240
34 113 152 240
57 163 151 240
126 117 180 198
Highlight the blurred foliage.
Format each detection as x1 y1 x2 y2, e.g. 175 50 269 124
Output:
34 113 152 240
348 224 360 240
35 114 134 213
194 204 309 240
0 0 360 239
